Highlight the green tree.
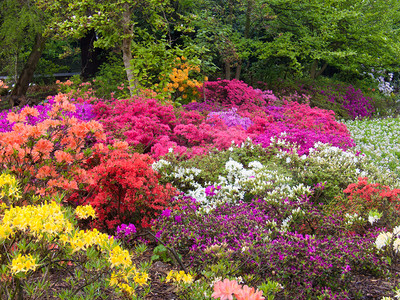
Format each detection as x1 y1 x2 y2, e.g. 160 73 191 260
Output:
0 0 50 102
260 0 400 78
189 0 269 80
38 0 172 95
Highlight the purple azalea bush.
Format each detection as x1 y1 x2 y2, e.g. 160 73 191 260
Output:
154 194 388 299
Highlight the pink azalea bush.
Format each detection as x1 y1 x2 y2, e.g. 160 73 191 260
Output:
89 79 354 159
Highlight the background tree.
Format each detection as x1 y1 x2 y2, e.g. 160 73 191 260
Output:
259 0 400 79
0 0 49 103
38 0 172 95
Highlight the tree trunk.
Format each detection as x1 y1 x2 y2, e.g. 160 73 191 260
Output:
10 33 46 105
310 60 328 79
310 60 318 79
122 4 138 96
235 64 242 80
80 29 107 80
316 62 328 78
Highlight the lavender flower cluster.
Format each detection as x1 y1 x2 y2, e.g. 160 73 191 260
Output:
207 108 253 130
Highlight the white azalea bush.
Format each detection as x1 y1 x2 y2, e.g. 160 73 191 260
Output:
345 117 400 176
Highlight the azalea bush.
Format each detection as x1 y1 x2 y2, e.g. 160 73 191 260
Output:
0 93 105 204
153 192 389 299
0 177 150 299
72 145 177 231
345 116 400 176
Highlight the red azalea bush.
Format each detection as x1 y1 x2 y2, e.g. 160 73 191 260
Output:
77 146 177 231
343 177 400 215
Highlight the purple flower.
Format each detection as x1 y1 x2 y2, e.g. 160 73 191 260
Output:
161 209 172 218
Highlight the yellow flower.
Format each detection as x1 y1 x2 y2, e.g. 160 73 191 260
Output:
166 270 174 283
75 205 96 219
134 272 149 286
10 254 38 274
182 273 194 284
119 283 135 296
0 224 12 240
109 245 132 268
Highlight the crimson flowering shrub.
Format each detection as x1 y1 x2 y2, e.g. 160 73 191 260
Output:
253 122 354 156
250 102 355 154
342 177 400 219
92 97 177 149
92 80 355 159
199 79 278 110
75 146 177 231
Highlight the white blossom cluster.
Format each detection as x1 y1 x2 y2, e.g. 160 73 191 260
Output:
345 117 400 176
375 226 400 253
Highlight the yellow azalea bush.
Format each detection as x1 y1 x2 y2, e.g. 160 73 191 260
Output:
0 186 150 298
0 172 21 208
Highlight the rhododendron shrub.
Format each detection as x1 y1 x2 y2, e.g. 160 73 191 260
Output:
0 97 95 133
250 102 355 154
0 190 150 298
200 79 274 108
93 81 355 159
341 177 400 221
254 122 354 156
0 94 105 204
92 97 177 148
319 84 375 120
78 148 176 231
154 194 388 299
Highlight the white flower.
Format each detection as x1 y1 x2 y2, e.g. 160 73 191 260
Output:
286 157 291 164
375 232 393 250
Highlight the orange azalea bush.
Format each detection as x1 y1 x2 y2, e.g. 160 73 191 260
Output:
157 57 204 104
0 93 105 205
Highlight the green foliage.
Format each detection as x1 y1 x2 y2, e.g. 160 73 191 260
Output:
151 244 173 263
260 0 400 78
0 0 48 79
94 53 130 99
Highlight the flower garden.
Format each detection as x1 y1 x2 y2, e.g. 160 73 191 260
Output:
1 77 400 299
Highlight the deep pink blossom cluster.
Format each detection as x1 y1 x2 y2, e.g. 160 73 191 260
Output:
91 80 354 159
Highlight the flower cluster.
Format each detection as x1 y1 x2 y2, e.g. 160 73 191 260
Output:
10 254 39 275
159 56 203 103
75 148 177 230
166 270 194 284
212 279 265 300
0 172 21 206
75 204 97 219
0 93 105 202
0 195 149 298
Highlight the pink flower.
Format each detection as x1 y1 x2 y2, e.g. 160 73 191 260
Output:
212 279 242 300
235 285 265 300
